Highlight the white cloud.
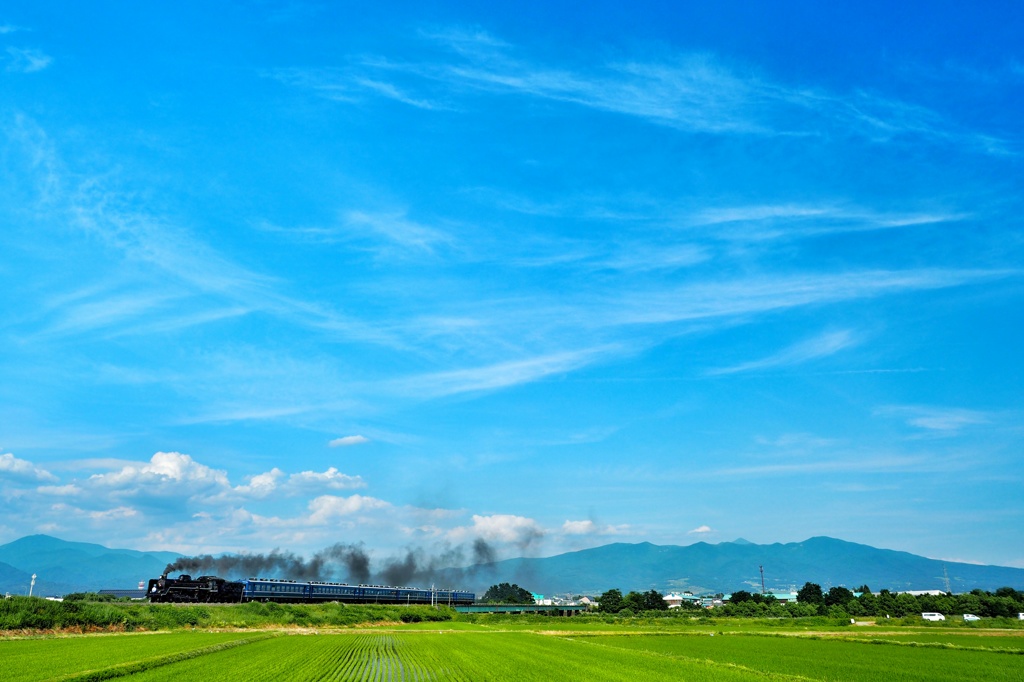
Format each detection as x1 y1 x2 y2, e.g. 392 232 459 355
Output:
755 433 838 450
288 467 366 491
343 209 456 255
688 525 714 535
708 329 860 375
329 435 369 447
397 346 620 398
287 32 1005 153
561 519 630 536
562 519 597 535
232 468 285 498
307 494 390 523
89 506 138 520
0 452 57 482
37 484 81 496
353 78 440 110
450 514 545 546
6 46 51 73
876 405 990 433
89 451 230 492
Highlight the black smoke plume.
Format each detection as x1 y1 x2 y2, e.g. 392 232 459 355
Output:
164 539 499 588
164 543 370 583
472 538 496 565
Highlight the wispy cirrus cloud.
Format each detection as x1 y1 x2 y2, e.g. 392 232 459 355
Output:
5 46 51 73
707 453 954 478
4 116 394 348
392 346 621 398
709 329 860 375
329 435 370 447
607 268 1016 328
353 77 441 110
687 204 969 242
876 405 991 434
274 28 1009 154
257 209 457 258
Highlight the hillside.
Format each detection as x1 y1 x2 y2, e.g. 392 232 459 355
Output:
441 537 1024 596
0 535 180 596
3 534 1023 598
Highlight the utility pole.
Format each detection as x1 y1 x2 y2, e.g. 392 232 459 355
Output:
759 566 765 594
29 574 37 597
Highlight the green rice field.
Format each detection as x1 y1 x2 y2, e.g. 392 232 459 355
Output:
3 624 1023 681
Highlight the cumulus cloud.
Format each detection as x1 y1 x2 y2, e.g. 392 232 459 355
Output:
230 467 366 499
688 525 714 535
562 519 597 535
80 452 368 511
89 451 230 493
0 452 58 482
449 514 545 548
307 494 391 523
329 435 369 447
562 519 630 536
232 468 286 497
288 467 366 491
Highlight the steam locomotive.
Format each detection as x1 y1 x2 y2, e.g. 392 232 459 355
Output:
146 574 475 606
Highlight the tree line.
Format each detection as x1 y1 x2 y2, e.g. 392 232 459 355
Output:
719 583 1024 619
596 588 672 615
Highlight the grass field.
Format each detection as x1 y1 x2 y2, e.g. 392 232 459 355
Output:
3 622 1023 681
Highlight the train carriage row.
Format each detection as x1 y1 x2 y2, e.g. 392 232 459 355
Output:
147 574 474 605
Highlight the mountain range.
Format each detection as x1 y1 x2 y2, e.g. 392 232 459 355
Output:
446 537 1024 595
2 534 1022 597
0 535 179 596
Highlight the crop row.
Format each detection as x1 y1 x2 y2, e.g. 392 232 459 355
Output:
2 632 256 682
8 630 1024 681
116 632 778 681
580 632 1024 681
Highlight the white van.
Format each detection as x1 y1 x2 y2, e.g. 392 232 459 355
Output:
921 612 945 621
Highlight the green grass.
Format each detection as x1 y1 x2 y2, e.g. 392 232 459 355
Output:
0 632 257 682
0 596 454 632
584 632 1024 681
124 632 773 681
4 619 1023 681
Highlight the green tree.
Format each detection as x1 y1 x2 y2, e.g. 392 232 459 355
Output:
729 590 753 603
893 592 918 617
797 582 823 605
481 582 534 604
875 589 897 617
622 591 646 613
643 589 669 611
857 592 878 616
598 588 623 613
824 586 854 607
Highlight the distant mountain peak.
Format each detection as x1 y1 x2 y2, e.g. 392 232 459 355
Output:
730 538 753 545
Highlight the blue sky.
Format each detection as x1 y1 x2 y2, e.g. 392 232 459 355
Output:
1 1 1022 572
